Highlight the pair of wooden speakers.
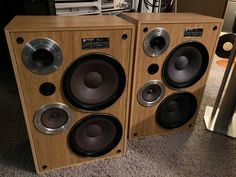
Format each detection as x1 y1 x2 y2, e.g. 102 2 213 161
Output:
5 13 222 173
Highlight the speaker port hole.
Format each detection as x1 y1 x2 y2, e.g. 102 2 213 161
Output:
122 34 128 40
143 27 148 33
117 149 121 153
16 37 24 44
42 165 47 169
213 26 218 31
39 82 56 96
133 133 138 136
148 64 159 75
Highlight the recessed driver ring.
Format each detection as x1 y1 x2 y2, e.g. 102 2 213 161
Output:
34 103 72 134
144 28 170 57
138 80 165 107
22 38 63 75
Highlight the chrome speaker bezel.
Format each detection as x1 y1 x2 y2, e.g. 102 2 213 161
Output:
143 28 170 57
34 103 72 134
138 80 166 107
22 38 63 75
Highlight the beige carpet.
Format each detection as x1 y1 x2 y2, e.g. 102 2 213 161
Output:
0 55 236 177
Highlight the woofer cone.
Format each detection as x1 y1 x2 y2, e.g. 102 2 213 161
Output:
22 38 63 75
63 53 126 111
138 80 165 107
68 114 122 157
34 103 72 134
156 92 197 129
163 41 209 88
144 28 170 57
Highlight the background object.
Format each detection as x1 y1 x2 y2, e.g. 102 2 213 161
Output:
177 0 228 19
222 0 236 32
204 33 236 138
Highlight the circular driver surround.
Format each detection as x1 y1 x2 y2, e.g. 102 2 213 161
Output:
138 80 165 107
63 53 126 111
156 92 197 129
34 103 72 134
22 38 63 75
163 41 209 88
68 113 123 157
143 28 170 57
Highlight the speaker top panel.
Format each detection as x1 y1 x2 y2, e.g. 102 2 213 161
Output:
121 13 223 24
5 15 134 32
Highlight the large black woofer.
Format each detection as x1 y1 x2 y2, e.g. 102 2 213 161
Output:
68 114 123 157
22 38 63 75
156 92 197 129
63 53 126 111
163 42 209 88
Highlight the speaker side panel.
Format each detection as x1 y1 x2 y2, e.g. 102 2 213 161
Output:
129 22 222 139
9 29 133 172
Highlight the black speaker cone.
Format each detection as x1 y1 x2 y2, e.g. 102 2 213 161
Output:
138 80 165 107
68 114 122 157
63 53 126 111
142 84 161 102
163 42 209 88
150 36 166 51
34 103 72 134
32 49 54 68
156 92 197 129
41 108 68 129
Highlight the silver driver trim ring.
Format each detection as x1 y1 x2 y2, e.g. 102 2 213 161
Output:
22 38 63 75
34 102 72 134
144 28 170 57
138 80 166 107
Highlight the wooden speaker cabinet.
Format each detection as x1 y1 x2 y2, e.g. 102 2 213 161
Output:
121 13 223 139
5 15 134 173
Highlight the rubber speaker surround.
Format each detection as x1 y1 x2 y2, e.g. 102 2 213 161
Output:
68 114 123 157
156 92 197 129
63 53 126 111
163 42 209 88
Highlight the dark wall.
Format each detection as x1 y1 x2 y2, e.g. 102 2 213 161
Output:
0 0 55 65
0 0 24 64
177 0 228 19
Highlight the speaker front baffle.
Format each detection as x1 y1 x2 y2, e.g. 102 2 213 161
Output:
121 13 223 139
5 15 134 173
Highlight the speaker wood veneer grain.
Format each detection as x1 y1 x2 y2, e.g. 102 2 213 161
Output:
121 13 223 139
5 16 135 174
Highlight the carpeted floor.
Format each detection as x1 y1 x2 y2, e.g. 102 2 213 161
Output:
0 55 236 177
